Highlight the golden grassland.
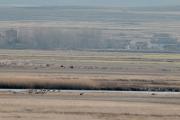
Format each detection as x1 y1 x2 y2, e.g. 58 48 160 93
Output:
0 50 179 91
0 92 180 120
0 72 180 91
0 50 180 120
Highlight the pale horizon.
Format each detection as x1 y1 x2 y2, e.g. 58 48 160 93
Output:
0 0 180 7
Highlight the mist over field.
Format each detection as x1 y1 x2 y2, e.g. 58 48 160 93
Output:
0 1 180 52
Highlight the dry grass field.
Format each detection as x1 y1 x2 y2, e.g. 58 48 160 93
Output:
1 5 180 120
0 91 180 120
0 50 180 91
0 50 180 120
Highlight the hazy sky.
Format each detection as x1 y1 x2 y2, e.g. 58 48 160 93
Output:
0 0 180 7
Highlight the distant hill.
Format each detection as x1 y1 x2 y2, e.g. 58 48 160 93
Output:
0 6 180 21
0 6 180 52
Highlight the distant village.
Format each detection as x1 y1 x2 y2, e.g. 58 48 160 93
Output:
0 29 180 52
